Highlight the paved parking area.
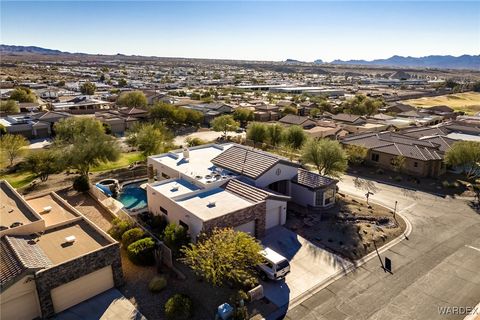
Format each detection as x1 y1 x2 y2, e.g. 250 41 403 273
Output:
261 226 351 308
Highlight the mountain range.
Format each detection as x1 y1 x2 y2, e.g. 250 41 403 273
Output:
1 45 479 70
328 55 480 70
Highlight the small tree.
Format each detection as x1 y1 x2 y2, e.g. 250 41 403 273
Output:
211 115 239 138
164 294 193 320
185 137 205 147
391 155 406 173
127 123 173 157
117 91 148 109
345 144 368 166
181 228 263 287
9 87 36 103
283 125 307 150
445 141 480 180
24 149 64 181
267 124 284 147
301 139 348 177
246 122 267 148
233 108 254 128
118 78 128 87
54 117 120 180
0 100 19 113
0 134 28 167
80 82 96 95
163 223 190 254
282 106 297 116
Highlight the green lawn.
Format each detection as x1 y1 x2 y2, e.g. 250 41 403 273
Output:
0 171 37 188
91 151 144 172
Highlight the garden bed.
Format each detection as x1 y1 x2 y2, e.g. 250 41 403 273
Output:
286 194 407 261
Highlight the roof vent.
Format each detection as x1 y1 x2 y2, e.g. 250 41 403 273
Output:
183 147 190 161
171 183 179 191
43 206 52 213
65 235 76 244
207 201 216 208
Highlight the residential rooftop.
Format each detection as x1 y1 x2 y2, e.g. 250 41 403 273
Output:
151 179 200 198
149 144 236 185
175 187 255 222
1 181 41 229
35 220 111 265
26 193 79 227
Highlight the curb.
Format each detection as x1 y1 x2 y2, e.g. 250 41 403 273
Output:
286 196 413 311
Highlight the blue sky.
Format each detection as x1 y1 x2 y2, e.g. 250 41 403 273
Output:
1 1 479 61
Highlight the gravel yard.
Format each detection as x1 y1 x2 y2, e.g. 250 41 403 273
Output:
286 193 407 261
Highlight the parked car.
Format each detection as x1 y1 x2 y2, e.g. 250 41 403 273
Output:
258 247 290 280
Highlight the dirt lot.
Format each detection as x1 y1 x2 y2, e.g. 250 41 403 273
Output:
286 194 406 261
404 91 480 114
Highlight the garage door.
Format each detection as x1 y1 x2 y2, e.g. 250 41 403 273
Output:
266 207 281 230
234 221 255 235
51 266 114 313
1 291 40 320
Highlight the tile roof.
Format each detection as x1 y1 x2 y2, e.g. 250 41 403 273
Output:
212 145 299 180
278 114 311 125
332 113 363 123
293 169 337 189
0 236 51 290
342 132 445 161
212 145 280 179
222 179 270 203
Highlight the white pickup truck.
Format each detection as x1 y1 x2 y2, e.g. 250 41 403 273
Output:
258 247 290 281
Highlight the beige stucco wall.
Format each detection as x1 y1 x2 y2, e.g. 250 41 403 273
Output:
0 276 41 320
50 266 114 313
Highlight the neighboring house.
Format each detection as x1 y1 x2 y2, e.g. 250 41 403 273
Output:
386 103 415 114
146 144 337 240
183 103 234 124
0 111 70 139
305 125 349 140
331 113 366 125
253 104 280 122
0 181 123 319
341 131 454 177
52 96 112 114
278 114 317 129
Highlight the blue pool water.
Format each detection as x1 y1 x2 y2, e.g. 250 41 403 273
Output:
117 181 147 211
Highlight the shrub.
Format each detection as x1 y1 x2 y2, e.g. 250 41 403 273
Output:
163 223 190 253
164 294 193 320
148 275 167 293
376 168 384 175
127 237 156 265
394 175 402 182
73 175 90 192
108 218 133 240
121 227 145 247
442 180 450 188
150 214 168 232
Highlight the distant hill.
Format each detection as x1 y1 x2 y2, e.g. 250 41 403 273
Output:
329 55 480 70
0 44 71 55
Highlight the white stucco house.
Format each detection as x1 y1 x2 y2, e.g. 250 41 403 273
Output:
146 143 337 240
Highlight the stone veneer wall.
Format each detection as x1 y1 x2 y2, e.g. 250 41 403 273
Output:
202 201 267 238
35 243 123 318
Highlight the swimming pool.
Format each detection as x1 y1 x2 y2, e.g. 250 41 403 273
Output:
117 181 148 211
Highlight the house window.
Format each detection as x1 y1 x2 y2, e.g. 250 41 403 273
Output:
414 162 418 168
161 172 170 179
179 220 189 230
160 207 168 215
315 190 324 206
371 153 379 162
324 188 335 206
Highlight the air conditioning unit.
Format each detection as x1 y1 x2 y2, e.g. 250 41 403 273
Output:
65 235 76 244
43 206 52 213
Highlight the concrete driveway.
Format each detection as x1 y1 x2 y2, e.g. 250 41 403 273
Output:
286 174 480 320
55 289 146 320
261 226 351 308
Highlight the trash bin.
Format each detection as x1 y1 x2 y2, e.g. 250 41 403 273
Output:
217 302 233 320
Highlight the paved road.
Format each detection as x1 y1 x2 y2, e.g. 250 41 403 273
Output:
286 175 480 320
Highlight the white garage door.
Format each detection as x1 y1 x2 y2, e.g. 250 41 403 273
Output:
51 266 114 313
234 220 255 235
266 207 281 230
1 291 40 320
